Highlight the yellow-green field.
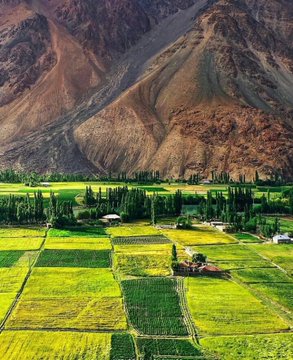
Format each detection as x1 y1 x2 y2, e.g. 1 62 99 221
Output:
0 228 46 238
161 227 237 246
0 220 292 359
250 244 293 275
0 238 43 251
107 225 161 237
45 237 111 250
114 244 173 277
186 277 289 336
7 268 127 330
0 331 111 360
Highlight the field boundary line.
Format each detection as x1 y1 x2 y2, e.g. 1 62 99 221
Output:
177 277 199 343
0 229 48 333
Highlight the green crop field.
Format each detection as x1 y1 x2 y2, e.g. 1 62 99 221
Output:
192 244 272 270
161 227 237 246
0 251 25 267
114 243 172 277
0 238 43 251
110 334 136 360
45 237 111 250
122 278 188 336
137 338 202 357
250 244 293 275
186 277 288 336
202 333 293 360
232 268 293 283
48 227 107 237
250 282 293 311
107 225 161 237
7 268 127 330
233 233 263 243
36 249 111 268
0 331 112 360
0 179 291 359
0 227 46 238
111 235 171 245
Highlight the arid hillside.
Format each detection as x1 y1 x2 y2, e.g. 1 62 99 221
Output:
0 0 293 179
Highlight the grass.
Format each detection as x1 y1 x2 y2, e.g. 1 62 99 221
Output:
137 338 202 357
110 334 136 360
121 278 188 336
0 330 112 360
107 225 161 237
0 227 46 238
186 277 288 336
45 237 111 250
48 227 107 238
7 268 127 330
111 235 170 245
161 227 237 246
0 251 25 267
36 249 111 268
201 333 293 360
0 238 43 251
250 244 293 275
233 233 262 243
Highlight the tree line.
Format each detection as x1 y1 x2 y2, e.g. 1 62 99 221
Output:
81 186 183 222
0 191 74 227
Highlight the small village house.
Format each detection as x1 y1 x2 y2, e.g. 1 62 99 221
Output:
272 234 292 244
101 214 121 225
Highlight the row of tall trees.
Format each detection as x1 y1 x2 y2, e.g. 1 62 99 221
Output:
0 191 74 227
197 187 285 237
83 186 183 222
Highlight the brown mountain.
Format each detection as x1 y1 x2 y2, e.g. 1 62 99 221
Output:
0 0 293 179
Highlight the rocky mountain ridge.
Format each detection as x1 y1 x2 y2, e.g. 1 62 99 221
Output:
0 0 292 179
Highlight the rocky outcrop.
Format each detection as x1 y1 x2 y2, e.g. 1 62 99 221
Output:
0 12 56 105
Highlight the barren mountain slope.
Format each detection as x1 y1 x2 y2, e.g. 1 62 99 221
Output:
0 0 206 172
75 0 293 179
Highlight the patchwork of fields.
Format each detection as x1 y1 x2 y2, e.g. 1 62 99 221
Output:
0 220 292 359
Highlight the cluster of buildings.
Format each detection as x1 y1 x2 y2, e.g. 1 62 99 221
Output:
173 260 223 277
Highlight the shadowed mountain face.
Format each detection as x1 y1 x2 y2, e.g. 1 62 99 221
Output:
0 0 293 179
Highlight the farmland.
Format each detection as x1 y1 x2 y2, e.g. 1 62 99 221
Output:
0 331 112 360
0 238 43 251
161 226 237 246
122 278 188 336
45 237 111 250
249 244 293 275
186 277 288 336
0 179 291 359
7 268 127 330
202 333 293 360
36 249 111 268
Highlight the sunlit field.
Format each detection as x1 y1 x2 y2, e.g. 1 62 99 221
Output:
7 268 127 330
186 277 288 336
161 227 237 246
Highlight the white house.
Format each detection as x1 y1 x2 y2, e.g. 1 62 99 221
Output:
101 214 121 224
272 234 292 244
